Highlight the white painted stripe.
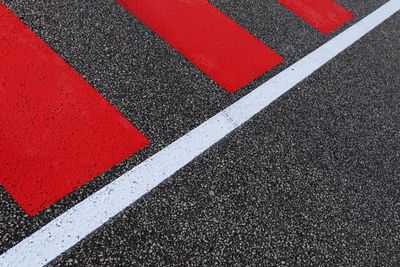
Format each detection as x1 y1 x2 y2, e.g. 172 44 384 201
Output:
1 1 399 266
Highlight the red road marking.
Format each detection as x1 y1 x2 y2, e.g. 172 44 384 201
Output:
278 0 354 35
116 0 284 93
0 3 149 216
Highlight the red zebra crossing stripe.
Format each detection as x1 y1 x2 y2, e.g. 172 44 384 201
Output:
116 0 284 93
0 3 149 216
278 0 354 35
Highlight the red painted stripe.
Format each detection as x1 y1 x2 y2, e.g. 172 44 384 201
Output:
278 0 354 35
0 3 150 216
116 0 283 93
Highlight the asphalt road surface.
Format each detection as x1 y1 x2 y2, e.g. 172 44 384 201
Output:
1 0 400 266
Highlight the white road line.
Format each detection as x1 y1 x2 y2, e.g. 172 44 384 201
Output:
1 1 399 266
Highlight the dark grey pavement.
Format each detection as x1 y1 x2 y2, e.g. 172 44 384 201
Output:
1 0 399 265
49 11 400 266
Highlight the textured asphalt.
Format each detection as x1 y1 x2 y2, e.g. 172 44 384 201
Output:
49 11 400 266
51 12 400 266
1 0 399 265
